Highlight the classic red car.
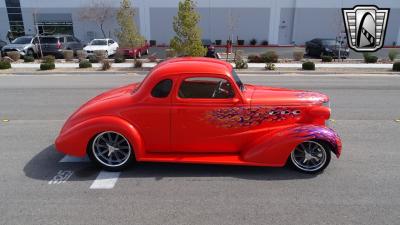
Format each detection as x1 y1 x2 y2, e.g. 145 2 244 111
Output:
118 41 150 58
55 57 341 174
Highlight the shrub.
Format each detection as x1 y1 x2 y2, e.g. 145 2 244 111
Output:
42 55 55 64
93 50 107 62
114 51 125 63
0 60 11 69
101 60 112 71
261 40 269 46
388 49 398 61
293 51 304 61
88 55 98 63
265 63 276 70
40 63 55 70
247 54 263 63
62 50 74 61
215 40 222 45
235 58 248 69
79 60 92 68
114 57 125 63
393 62 400 71
165 49 177 58
6 51 20 61
250 38 257 46
302 61 315 70
23 55 35 63
76 50 87 61
261 51 278 63
363 53 378 63
134 59 143 68
321 55 333 62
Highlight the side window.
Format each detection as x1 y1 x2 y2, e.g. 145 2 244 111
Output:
151 79 173 98
109 40 114 44
178 77 234 99
66 36 74 42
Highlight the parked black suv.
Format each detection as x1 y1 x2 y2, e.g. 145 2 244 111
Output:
305 38 350 59
38 35 83 57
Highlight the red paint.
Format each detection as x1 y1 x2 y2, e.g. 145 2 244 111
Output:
118 41 150 58
55 57 341 167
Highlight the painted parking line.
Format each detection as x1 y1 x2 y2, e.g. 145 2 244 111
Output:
59 155 90 163
90 171 121 189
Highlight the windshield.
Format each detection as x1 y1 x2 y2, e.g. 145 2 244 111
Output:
90 40 107 46
231 69 244 91
12 37 32 44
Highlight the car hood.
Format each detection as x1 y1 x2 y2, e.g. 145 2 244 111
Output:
3 44 29 49
250 85 329 106
60 83 139 134
84 45 108 51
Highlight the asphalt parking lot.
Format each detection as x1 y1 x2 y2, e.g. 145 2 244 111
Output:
0 73 400 225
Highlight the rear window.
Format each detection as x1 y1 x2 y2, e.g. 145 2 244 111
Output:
151 79 173 98
39 37 58 43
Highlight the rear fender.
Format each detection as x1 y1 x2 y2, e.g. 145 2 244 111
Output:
55 116 144 158
241 125 341 166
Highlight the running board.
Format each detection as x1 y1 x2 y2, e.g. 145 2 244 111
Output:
138 153 266 166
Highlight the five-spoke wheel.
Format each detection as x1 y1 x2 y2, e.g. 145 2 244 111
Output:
289 141 331 174
89 131 134 171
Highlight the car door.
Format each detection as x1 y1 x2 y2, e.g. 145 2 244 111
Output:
171 75 248 153
122 77 175 153
108 39 117 55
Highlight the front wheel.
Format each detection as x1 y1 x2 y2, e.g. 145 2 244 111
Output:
288 140 331 174
88 131 135 171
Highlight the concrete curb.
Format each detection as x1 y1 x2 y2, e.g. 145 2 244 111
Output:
9 62 397 69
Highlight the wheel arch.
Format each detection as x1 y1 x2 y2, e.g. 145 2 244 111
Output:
55 116 145 159
241 125 341 166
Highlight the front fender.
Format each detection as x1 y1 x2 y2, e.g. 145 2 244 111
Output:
55 116 144 158
241 125 341 166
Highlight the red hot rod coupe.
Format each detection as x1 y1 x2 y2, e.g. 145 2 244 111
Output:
56 57 341 174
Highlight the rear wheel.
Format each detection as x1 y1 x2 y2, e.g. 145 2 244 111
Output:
289 140 331 174
27 49 35 58
88 131 135 171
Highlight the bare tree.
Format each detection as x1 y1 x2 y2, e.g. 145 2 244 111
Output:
80 0 115 38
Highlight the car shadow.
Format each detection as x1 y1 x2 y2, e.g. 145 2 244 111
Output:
24 144 319 182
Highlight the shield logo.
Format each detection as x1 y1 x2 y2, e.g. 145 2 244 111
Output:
342 5 390 52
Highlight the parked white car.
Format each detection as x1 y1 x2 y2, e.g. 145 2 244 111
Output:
83 39 119 57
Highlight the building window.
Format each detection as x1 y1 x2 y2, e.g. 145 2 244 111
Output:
35 14 74 35
5 0 25 36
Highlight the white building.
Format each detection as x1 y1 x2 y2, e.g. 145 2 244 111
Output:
1 0 399 45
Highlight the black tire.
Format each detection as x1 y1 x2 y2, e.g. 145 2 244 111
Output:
27 49 35 58
288 140 331 174
87 131 136 171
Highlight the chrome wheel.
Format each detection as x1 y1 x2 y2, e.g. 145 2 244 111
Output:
290 141 327 172
92 131 131 168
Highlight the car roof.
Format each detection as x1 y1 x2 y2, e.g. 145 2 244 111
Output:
149 57 233 79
